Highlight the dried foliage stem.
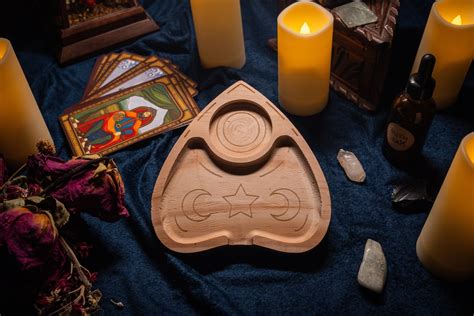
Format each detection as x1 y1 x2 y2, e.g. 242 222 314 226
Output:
59 237 92 291
7 163 26 183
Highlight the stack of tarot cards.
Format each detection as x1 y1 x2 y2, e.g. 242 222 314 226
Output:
60 52 200 156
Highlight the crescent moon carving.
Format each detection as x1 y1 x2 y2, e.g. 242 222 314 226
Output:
181 189 212 222
270 188 301 221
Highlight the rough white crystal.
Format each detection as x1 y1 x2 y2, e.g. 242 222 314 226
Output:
357 239 387 294
337 149 366 183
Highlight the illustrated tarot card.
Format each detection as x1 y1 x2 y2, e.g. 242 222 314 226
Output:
169 75 200 118
60 76 200 156
86 53 147 96
83 55 107 98
84 61 168 101
93 53 119 82
85 56 198 101
142 56 197 88
82 53 120 97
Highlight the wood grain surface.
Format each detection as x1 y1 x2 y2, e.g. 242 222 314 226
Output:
151 81 331 253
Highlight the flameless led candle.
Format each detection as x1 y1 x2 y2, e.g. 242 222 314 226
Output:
0 38 53 169
190 0 246 69
412 0 474 109
416 132 474 280
278 1 333 116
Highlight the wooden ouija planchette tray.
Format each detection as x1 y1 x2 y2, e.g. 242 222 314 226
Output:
151 81 331 253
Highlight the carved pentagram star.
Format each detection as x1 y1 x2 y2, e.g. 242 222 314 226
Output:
223 184 259 218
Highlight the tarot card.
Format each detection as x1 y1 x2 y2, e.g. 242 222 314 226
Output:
70 58 198 113
147 56 197 88
84 53 149 98
83 53 188 99
94 53 119 81
83 53 120 97
87 53 147 96
86 57 197 101
66 74 198 115
170 75 201 117
60 75 200 156
85 63 168 100
115 55 196 89
83 55 107 99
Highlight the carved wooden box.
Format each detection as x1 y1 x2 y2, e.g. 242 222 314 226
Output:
331 0 400 110
277 0 400 111
57 0 159 65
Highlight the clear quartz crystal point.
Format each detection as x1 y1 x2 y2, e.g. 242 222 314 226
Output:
337 149 366 183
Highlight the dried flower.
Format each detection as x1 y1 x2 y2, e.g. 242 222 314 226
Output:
35 236 102 315
0 207 65 271
1 151 127 314
36 267 102 315
27 154 129 222
36 140 57 156
2 181 28 201
0 176 42 205
26 196 70 229
27 154 86 184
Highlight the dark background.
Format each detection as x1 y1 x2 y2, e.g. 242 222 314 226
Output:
1 0 473 314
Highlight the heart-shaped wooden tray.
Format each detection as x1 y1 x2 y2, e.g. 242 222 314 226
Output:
151 81 331 253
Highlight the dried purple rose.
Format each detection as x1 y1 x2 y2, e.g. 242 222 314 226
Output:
2 181 28 201
27 154 87 183
1 150 127 314
0 207 66 271
27 154 129 222
0 176 42 204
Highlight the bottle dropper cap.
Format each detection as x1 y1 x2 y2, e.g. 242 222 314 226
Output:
406 54 436 101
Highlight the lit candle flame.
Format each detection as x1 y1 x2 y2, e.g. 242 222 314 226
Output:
300 22 311 34
451 15 462 25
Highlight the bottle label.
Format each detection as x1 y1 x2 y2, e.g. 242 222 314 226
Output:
387 123 415 152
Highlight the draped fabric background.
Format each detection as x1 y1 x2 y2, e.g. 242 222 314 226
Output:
1 0 473 314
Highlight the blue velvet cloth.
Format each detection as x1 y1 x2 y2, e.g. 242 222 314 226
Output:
1 0 474 314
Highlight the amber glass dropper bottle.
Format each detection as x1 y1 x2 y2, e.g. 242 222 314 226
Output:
383 54 437 166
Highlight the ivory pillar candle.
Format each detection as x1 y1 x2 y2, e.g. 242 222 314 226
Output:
416 132 474 281
278 1 333 116
190 0 246 69
0 38 53 169
412 0 474 109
